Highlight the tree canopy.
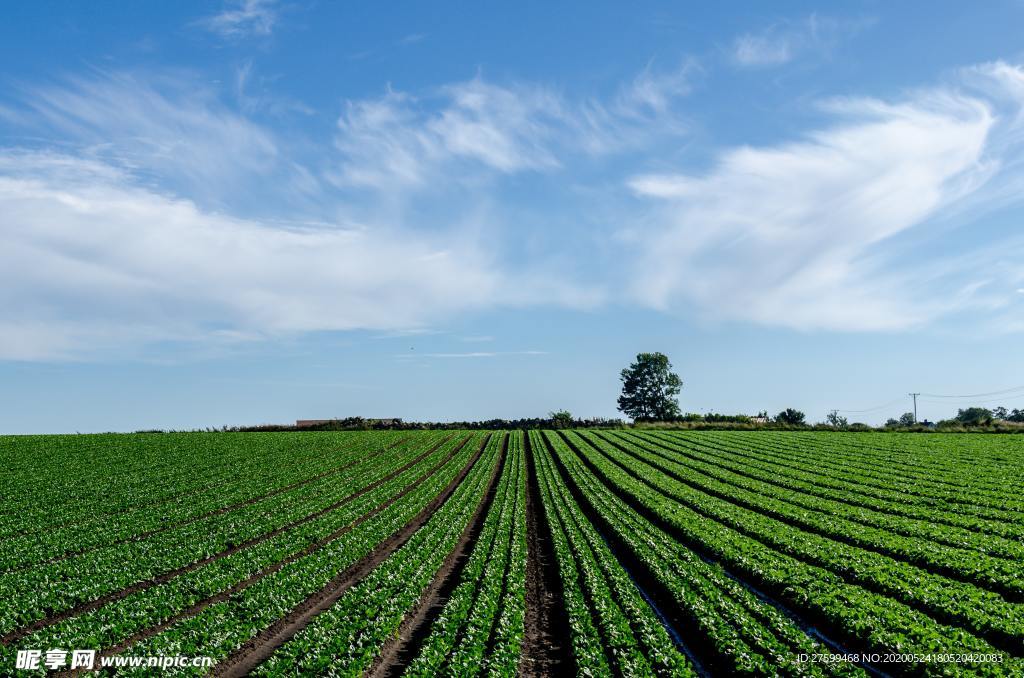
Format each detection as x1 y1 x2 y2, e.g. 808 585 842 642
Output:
617 352 682 421
775 408 806 426
956 407 993 426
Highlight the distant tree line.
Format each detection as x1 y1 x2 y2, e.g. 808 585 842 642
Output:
137 353 1023 435
220 415 628 433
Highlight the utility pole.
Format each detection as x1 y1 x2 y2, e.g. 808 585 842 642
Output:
909 393 920 423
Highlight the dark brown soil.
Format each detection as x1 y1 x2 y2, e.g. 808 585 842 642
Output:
519 431 574 677
4 434 455 647
212 434 492 678
367 432 509 678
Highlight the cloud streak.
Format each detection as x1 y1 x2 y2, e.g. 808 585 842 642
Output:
330 63 695 191
627 64 1024 331
732 14 867 68
198 0 278 40
397 351 547 359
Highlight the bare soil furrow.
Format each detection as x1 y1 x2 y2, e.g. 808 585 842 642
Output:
211 434 492 678
368 432 509 678
519 431 574 677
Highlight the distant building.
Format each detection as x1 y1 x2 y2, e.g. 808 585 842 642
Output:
296 419 335 428
749 416 769 424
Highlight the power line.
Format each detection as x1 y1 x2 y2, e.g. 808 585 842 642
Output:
835 397 906 414
919 385 1024 399
920 395 1024 406
836 385 1024 418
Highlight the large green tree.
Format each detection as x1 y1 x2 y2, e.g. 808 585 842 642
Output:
617 352 682 421
956 407 993 426
775 408 806 426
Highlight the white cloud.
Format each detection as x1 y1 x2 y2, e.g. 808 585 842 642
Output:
732 14 866 68
733 34 794 67
626 68 1024 331
331 80 566 190
331 64 695 190
198 0 278 40
0 152 596 360
573 60 696 155
4 59 1024 363
11 71 304 210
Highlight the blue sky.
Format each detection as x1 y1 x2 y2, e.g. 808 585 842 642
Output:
2 1 1024 433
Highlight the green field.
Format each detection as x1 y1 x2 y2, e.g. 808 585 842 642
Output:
1 430 1022 676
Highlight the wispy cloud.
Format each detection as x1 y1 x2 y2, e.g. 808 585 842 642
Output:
398 33 427 45
330 62 696 191
330 80 566 190
626 63 1024 331
397 351 547 359
198 0 278 40
8 70 305 211
374 328 443 339
732 14 868 68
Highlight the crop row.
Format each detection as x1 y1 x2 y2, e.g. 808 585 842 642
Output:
644 430 1024 532
551 431 861 677
781 431 1024 490
107 433 491 676
623 431 1024 545
405 431 527 677
532 431 695 677
597 433 1024 598
0 433 420 572
0 433 454 639
248 433 505 677
586 434 1024 654
675 432 1024 518
567 435 1024 675
0 432 403 539
768 431 1024 505
1 435 474 676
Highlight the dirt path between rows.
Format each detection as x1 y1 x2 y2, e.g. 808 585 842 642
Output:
367 432 509 678
3 435 455 647
212 434 494 677
519 431 574 677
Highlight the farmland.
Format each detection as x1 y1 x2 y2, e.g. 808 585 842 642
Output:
0 430 1022 676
